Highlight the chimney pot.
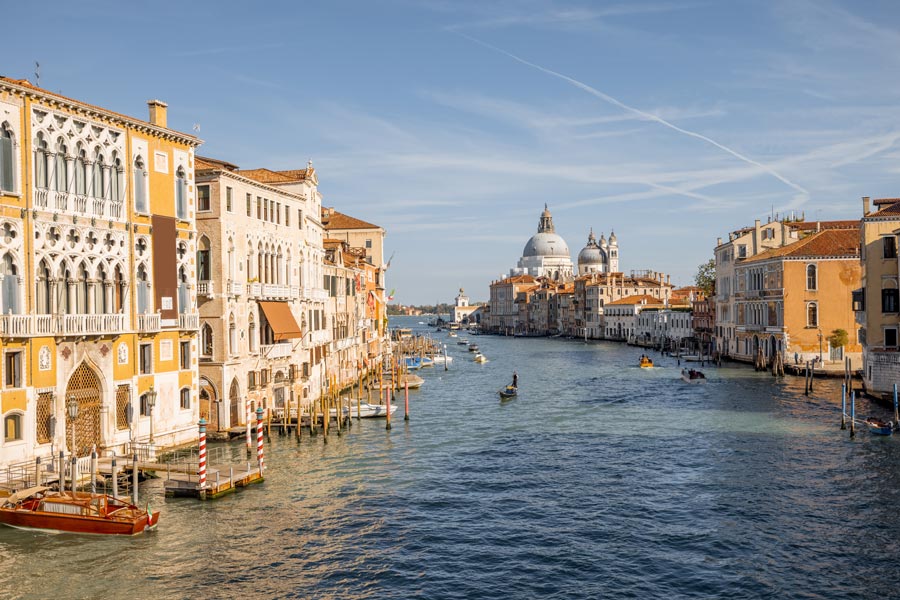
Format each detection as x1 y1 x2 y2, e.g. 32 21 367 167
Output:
147 99 168 128
863 196 871 217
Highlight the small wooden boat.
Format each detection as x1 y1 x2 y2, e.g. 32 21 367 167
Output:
0 487 158 535
473 352 488 363
681 369 706 384
499 385 518 400
330 402 399 418
639 357 654 368
867 418 894 436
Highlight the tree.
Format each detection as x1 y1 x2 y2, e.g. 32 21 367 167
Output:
695 259 716 295
828 328 848 349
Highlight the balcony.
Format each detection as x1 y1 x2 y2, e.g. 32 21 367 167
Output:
305 287 329 302
290 286 300 298
0 313 128 337
247 283 262 298
261 284 290 299
261 343 293 359
136 313 161 333
198 280 214 298
227 281 243 297
179 313 200 330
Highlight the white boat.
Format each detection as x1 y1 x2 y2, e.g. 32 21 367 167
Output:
473 352 488 363
330 401 399 418
431 355 453 364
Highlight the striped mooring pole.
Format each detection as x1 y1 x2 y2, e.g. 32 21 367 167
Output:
198 418 207 489
256 407 265 471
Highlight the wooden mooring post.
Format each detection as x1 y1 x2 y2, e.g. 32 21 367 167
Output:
850 390 856 438
840 383 847 430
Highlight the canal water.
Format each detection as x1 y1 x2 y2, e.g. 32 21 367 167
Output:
3 316 900 599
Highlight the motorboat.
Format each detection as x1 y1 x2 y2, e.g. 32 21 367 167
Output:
431 355 453 365
473 352 488 363
468 344 479 352
639 357 654 368
681 369 706 384
867 417 894 436
0 487 158 535
330 401 399 418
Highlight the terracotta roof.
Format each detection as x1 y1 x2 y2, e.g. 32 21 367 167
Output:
195 155 239 172
238 168 297 184
874 197 900 206
606 294 664 306
870 200 900 217
0 76 199 145
321 208 381 230
496 275 537 285
742 228 860 263
790 220 859 231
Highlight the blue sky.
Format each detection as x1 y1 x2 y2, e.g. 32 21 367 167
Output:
6 0 900 304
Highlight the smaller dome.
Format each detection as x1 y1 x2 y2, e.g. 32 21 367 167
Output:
609 230 617 243
578 230 607 267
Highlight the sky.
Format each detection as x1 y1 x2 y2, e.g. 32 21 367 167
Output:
6 0 900 304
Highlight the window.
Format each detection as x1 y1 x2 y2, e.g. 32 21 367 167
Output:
226 187 233 212
737 244 747 258
139 393 152 416
883 288 899 313
201 322 213 358
180 388 191 410
257 196 262 219
0 124 14 192
34 134 49 189
139 343 153 374
885 236 897 259
248 370 257 390
197 236 211 281
886 327 898 348
92 150 104 199
1 252 20 315
198 185 210 211
264 198 269 222
285 206 290 226
246 193 252 216
4 351 21 388
298 209 303 229
806 264 817 291
180 341 191 369
175 166 187 219
365 239 372 249
75 148 87 195
229 316 236 355
276 202 281 224
806 302 818 327
4 414 22 442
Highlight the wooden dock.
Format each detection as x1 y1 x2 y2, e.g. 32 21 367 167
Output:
96 457 264 500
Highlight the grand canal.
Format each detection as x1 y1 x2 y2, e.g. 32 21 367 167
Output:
4 316 900 599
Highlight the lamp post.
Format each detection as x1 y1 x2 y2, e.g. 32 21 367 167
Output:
66 395 78 496
818 329 824 364
146 385 157 444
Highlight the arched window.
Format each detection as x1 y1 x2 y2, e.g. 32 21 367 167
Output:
114 265 125 313
133 156 147 213
59 265 72 314
53 139 68 192
228 315 237 355
136 264 150 314
4 413 22 441
249 312 258 353
201 322 213 358
178 266 189 314
806 264 817 291
0 124 14 192
34 133 49 189
96 264 108 314
197 236 211 281
110 155 122 203
75 146 87 195
180 387 191 410
0 253 19 314
76 262 89 314
175 166 187 219
36 259 51 314
807 302 818 327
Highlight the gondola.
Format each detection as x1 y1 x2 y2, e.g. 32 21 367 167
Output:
499 385 518 400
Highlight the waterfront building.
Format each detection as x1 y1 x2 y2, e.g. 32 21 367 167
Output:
856 197 900 395
604 295 664 341
0 78 201 469
692 297 716 357
579 271 674 339
193 157 324 431
713 216 857 359
635 307 693 349
487 274 537 334
452 288 479 324
733 226 861 365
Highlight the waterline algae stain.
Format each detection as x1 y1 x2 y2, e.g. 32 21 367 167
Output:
2 316 898 599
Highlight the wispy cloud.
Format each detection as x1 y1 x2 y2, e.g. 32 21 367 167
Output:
453 31 811 204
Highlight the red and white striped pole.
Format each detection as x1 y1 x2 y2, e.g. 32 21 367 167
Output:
256 407 265 471
198 418 207 489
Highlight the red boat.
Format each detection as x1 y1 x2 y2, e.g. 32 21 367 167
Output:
0 486 159 535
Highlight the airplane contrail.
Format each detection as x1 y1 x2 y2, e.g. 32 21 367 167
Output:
456 32 810 202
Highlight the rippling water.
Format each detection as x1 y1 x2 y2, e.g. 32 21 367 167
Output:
4 316 900 599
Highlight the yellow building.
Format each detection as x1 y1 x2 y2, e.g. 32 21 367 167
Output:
734 227 861 366
857 197 900 396
0 78 201 470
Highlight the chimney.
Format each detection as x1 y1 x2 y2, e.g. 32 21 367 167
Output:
863 196 871 217
666 274 670 285
816 221 821 233
147 99 168 128
717 237 722 246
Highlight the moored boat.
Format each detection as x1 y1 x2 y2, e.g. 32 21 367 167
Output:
330 401 399 418
0 487 158 535
867 417 894 435
431 355 453 365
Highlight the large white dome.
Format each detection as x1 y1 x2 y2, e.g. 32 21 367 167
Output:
523 232 571 258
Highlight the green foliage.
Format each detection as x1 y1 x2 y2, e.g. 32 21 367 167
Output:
829 328 849 349
695 259 716 295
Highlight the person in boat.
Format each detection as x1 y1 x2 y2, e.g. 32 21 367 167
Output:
512 371 518 388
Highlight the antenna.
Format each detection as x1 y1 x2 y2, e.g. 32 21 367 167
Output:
34 61 40 87
192 123 201 133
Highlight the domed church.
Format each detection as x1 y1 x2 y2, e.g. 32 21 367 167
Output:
509 206 620 281
577 229 618 275
509 205 575 280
